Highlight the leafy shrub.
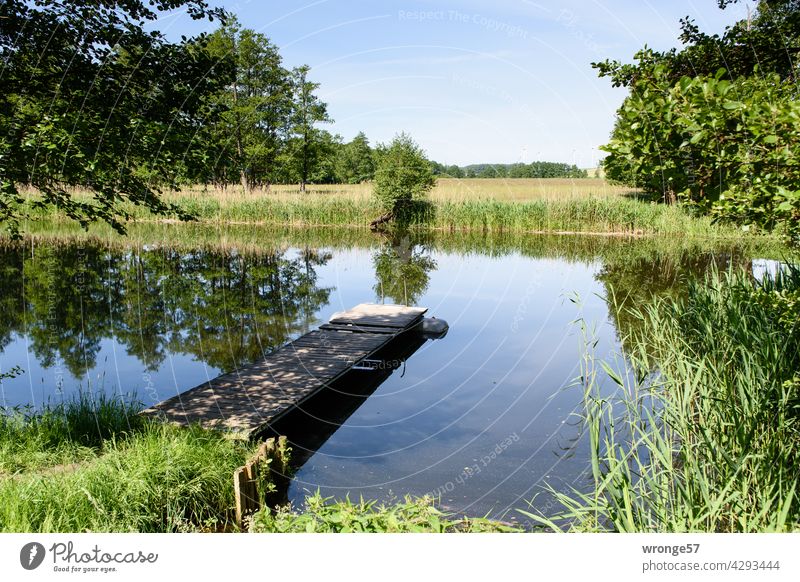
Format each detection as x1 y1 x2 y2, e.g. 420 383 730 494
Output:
602 65 800 242
373 133 436 215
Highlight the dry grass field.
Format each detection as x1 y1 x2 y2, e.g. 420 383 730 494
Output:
165 178 637 205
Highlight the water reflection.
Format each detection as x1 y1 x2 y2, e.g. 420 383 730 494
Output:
0 240 332 400
373 230 437 306
596 249 753 349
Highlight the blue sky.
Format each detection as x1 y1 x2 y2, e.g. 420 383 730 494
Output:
158 1 755 167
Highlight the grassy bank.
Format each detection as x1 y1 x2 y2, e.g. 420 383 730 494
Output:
528 266 800 532
149 190 739 237
19 179 763 238
0 396 514 533
0 396 258 532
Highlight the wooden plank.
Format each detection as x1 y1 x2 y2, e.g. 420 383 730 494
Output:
319 323 399 335
329 303 427 329
233 436 289 528
141 303 428 436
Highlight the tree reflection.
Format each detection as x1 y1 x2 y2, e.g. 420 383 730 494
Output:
0 241 332 377
596 249 752 351
372 230 437 306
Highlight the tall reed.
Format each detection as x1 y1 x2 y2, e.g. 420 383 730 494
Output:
526 266 800 532
20 181 753 238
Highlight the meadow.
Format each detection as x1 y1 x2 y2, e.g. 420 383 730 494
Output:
172 177 634 203
20 178 771 239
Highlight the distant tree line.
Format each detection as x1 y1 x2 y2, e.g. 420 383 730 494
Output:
429 162 588 179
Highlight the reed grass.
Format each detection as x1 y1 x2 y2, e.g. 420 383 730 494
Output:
157 178 635 204
0 393 143 476
150 197 741 238
150 191 734 237
18 179 756 238
525 266 800 532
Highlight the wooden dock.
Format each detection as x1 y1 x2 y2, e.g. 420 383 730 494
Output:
141 304 427 436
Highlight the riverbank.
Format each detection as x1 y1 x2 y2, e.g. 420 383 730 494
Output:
17 179 774 239
0 396 515 533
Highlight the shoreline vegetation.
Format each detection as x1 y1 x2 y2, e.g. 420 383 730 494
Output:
16 178 781 241
0 396 517 533
528 266 800 532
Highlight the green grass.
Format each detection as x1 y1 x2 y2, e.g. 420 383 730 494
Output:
18 180 770 239
0 393 143 475
526 265 800 532
0 396 257 532
250 492 520 533
146 195 742 237
0 395 514 533
428 197 723 236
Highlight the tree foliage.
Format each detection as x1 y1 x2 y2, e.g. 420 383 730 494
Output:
205 18 294 191
336 133 376 184
0 0 229 237
196 20 336 191
449 162 587 179
373 134 435 215
596 0 800 242
284 66 332 191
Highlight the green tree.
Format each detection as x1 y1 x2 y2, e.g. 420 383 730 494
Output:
595 0 800 241
445 165 465 178
336 132 375 183
206 18 294 192
285 66 332 191
372 134 436 224
0 0 228 237
453 162 585 178
594 0 800 87
309 131 343 184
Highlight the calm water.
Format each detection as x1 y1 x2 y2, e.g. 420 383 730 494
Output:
0 229 753 523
